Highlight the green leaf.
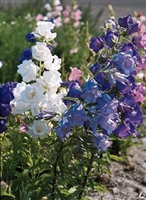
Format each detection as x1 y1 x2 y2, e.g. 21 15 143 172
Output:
1 192 16 198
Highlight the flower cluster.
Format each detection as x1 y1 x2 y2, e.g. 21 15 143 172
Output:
55 14 144 150
0 82 17 133
10 21 67 138
8 14 144 152
132 12 146 84
36 0 82 28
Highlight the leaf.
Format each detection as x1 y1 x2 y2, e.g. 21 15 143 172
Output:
1 192 16 198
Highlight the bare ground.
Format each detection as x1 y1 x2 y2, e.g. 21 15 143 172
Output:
87 136 146 200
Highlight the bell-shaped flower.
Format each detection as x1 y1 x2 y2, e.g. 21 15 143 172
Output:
33 21 56 42
21 83 44 104
89 36 104 53
27 120 51 139
17 60 39 83
93 132 112 152
31 42 52 61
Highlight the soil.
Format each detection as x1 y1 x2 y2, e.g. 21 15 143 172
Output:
86 136 146 200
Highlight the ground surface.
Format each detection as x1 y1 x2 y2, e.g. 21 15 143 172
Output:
87 136 146 200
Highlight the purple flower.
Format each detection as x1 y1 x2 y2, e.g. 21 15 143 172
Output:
104 31 118 48
19 48 32 63
104 19 118 30
90 63 112 91
64 81 83 106
25 32 36 43
0 103 11 117
119 94 143 126
115 119 138 138
118 14 140 35
81 79 101 104
55 118 72 140
0 82 17 104
89 37 104 52
64 103 88 127
120 42 141 62
112 51 137 75
0 82 17 133
93 132 112 152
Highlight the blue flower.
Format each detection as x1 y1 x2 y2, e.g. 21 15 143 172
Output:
64 103 88 127
93 132 112 152
25 32 36 43
90 63 112 91
0 103 11 117
19 48 32 63
64 81 83 106
118 14 140 35
0 82 17 104
119 94 143 126
104 19 118 30
112 51 137 75
115 119 138 138
89 36 104 53
0 82 17 133
103 31 118 48
55 118 72 140
81 79 101 104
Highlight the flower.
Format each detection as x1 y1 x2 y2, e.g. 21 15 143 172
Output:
33 21 57 42
89 37 104 52
103 30 118 48
17 60 39 82
118 14 140 34
93 133 112 152
27 120 51 139
31 42 51 61
19 48 32 63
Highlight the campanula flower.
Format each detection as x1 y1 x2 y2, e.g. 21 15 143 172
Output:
19 48 32 63
93 133 112 152
112 51 137 75
89 37 104 53
104 31 118 48
25 32 36 43
118 14 140 34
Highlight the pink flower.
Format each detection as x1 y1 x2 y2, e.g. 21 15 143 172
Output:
64 17 70 24
72 9 82 21
44 3 51 11
134 31 146 50
54 16 62 27
69 67 83 84
73 21 80 27
35 14 44 21
55 5 63 12
134 83 146 103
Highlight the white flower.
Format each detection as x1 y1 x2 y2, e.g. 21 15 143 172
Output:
10 82 31 114
44 3 51 11
17 60 39 82
27 120 51 139
44 55 61 71
0 61 2 68
21 83 44 103
43 70 62 90
54 0 61 6
31 42 51 61
10 98 31 114
33 21 56 42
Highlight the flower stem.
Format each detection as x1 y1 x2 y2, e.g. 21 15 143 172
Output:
78 148 95 199
51 141 64 199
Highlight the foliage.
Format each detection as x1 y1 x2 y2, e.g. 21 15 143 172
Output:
0 2 146 200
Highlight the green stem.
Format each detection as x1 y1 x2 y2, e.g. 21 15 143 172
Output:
51 141 64 200
78 148 95 199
